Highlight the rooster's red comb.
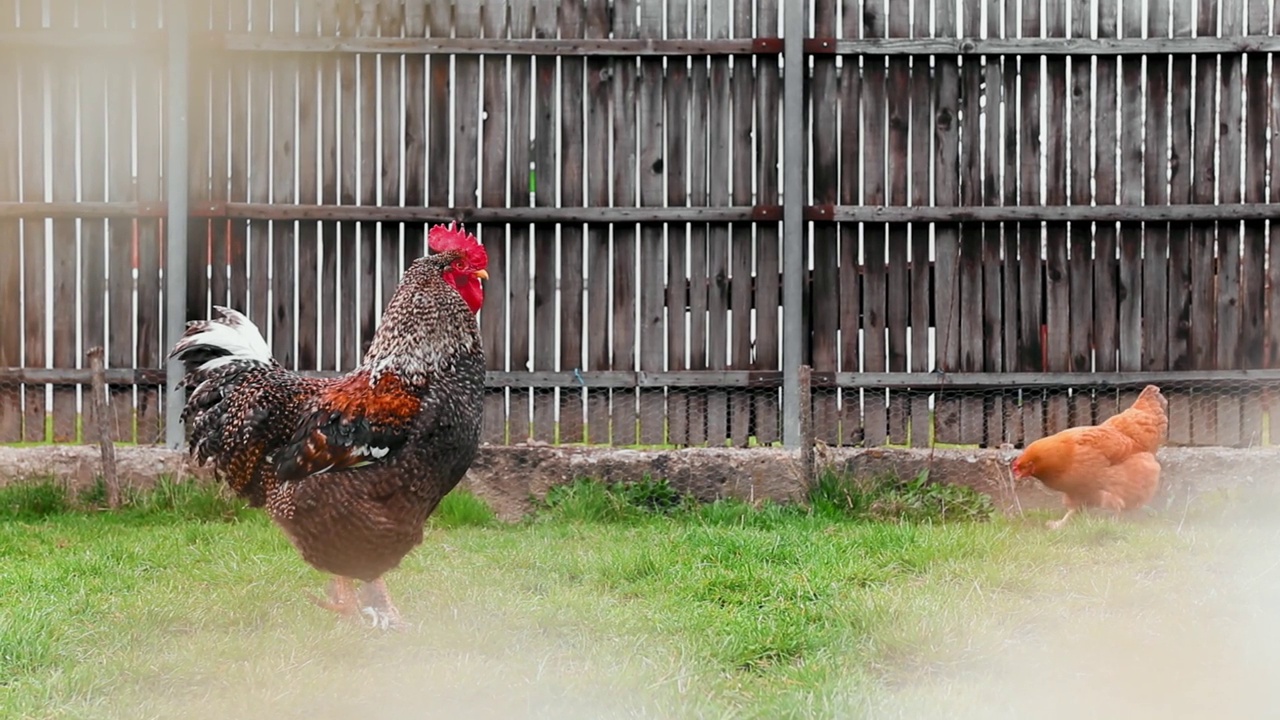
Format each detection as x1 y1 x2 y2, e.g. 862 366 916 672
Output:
428 222 477 253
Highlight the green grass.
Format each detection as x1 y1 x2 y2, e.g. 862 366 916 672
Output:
0 476 1264 719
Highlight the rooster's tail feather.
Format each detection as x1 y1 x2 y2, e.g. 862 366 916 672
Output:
170 306 273 372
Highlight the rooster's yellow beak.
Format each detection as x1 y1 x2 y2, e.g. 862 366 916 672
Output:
474 269 489 281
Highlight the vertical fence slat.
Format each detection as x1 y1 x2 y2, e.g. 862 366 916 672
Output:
705 0 731 446
999 0 1021 445
754 0 781 445
1092 0 1120 424
685 0 710 446
953 0 983 446
810 0 840 445
885 0 909 446
319 0 342 372
1116 0 1144 424
531 0 558 443
295 0 319 371
1042 0 1069 436
507 0 534 441
559 0 587 444
269 0 298 369
1069 0 1095 429
861 1 888 448
837 0 862 448
334 1 359 371
378 1 404 332
401 0 426 268
480 0 510 444
584 0 612 442
982 0 1005 445
209 1 231 313
226 0 250 325
1215 0 1244 446
1143 0 1170 396
636 0 667 445
933 0 962 446
1017 0 1044 443
1190 0 1219 443
1167 0 1193 443
18 0 46 442
1269 0 1280 442
247 0 272 335
355 2 380 357
78 0 107 444
49 0 78 442
0 0 20 441
1240 0 1268 445
665 0 691 446
135 0 164 444
727 0 753 447
105 0 137 442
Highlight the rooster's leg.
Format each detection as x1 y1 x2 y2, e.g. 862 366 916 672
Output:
308 576 360 618
357 577 406 631
1046 507 1077 530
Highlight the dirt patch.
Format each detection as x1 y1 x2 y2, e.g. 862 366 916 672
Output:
0 443 1272 521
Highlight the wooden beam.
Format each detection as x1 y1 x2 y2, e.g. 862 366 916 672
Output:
806 36 1280 56
808 203 1280 223
216 34 782 56
820 370 1280 390
0 30 166 50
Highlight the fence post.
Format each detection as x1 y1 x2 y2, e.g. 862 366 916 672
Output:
781 0 806 447
165 0 190 449
798 364 815 487
87 347 121 507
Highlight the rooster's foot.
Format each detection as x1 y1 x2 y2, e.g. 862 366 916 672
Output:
1046 508 1077 530
307 577 360 618
357 577 408 632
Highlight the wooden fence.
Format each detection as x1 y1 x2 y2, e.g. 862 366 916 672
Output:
2 0 1280 449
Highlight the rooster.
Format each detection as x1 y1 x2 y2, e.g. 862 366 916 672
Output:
1012 385 1168 530
170 223 488 629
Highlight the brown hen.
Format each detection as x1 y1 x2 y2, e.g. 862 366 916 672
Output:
170 223 488 629
1011 385 1168 530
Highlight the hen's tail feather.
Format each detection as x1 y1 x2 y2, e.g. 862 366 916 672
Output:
170 306 274 373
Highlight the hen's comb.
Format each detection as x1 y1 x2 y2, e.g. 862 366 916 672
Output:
428 222 479 253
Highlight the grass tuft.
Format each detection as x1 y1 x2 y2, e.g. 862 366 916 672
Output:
809 468 995 524
0 481 71 520
430 489 497 528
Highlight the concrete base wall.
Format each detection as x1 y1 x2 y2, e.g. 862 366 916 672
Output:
0 444 1270 521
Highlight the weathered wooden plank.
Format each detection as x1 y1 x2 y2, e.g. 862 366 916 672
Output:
402 0 426 266
632 0 665 445
17 0 45 441
810 0 840 445
861 0 888 447
584 0 612 442
295 0 319 371
104 0 138 441
1189 0 1218 444
705 0 730 446
1166 0 1193 444
318 0 341 372
685 0 710 446
1143 0 1170 387
356 1 379 358
933 0 964 446
135 0 165 443
247 0 272 336
377 1 403 352
884 0 909 446
754 0 781 446
479 0 510 444
530 0 558 443
268 0 298 369
1017 0 1044 442
0 0 19 441
1001 0 1021 445
508 0 535 442
48 0 78 441
1213 0 1243 446
334 0 359 372
807 36 1280 56
982 0 1005 445
1092 0 1119 424
664 0 691 446
908 0 934 446
837 0 862 448
559 0 587 444
1269 0 1280 444
1066 0 1094 430
225 0 250 326
727 0 753 447
208 0 231 313
1115 0 1143 425
213 34 780 55
950 0 982 446
1241 0 1268 445
1040 0 1069 436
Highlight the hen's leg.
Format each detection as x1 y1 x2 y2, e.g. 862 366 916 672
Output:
357 577 406 631
1046 507 1077 530
308 576 360 618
